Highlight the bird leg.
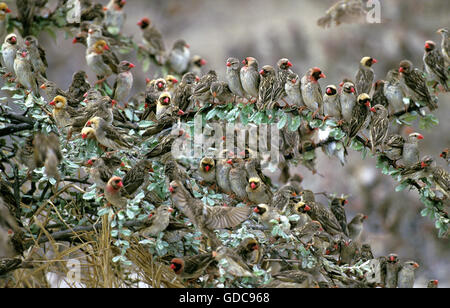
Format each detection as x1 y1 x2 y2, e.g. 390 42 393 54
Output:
312 107 320 119
322 115 330 125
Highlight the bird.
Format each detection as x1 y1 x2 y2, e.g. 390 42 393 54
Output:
400 155 434 182
24 36 47 78
103 0 127 35
0 2 11 42
355 56 377 95
371 80 389 109
329 197 349 236
301 67 326 118
397 261 419 288
81 127 97 141
137 17 165 65
142 78 167 120
228 158 249 201
423 40 448 91
266 270 319 288
246 177 272 204
33 133 62 180
240 57 260 99
432 166 449 198
0 198 22 258
192 70 218 106
121 159 153 197
317 0 367 28
339 81 357 123
257 65 277 110
165 75 179 95
402 132 424 167
104 177 129 209
383 134 405 163
225 57 245 99
85 116 133 150
14 48 40 95
85 156 123 189
385 253 399 288
235 237 262 267
323 85 342 120
345 93 372 146
215 156 233 195
168 39 191 75
296 199 342 236
271 184 297 213
347 213 367 242
210 81 234 105
173 72 196 112
86 23 109 49
398 60 437 111
139 205 173 237
437 28 449 66
156 92 173 120
2 34 18 76
253 203 285 231
213 246 253 277
86 40 119 82
188 55 207 76
170 253 216 280
284 72 303 108
273 58 294 102
169 180 251 249
369 104 389 153
427 279 439 288
67 70 91 102
113 61 135 106
49 95 79 130
384 69 405 114
198 157 216 184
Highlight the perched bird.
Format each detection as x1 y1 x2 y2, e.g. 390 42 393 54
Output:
85 156 123 189
140 205 173 237
240 57 260 99
170 253 216 280
142 78 167 120
168 39 191 75
427 279 439 288
188 55 207 76
156 92 173 120
216 156 233 195
165 75 179 94
14 48 40 95
345 93 371 146
253 204 286 231
266 270 319 288
423 40 448 91
339 81 357 123
17 136 37 172
0 2 11 42
273 58 294 102
291 220 323 246
284 72 303 108
137 17 165 65
213 246 253 277
384 69 405 114
121 159 153 197
257 65 277 110
86 23 109 48
85 116 133 150
86 40 119 81
225 57 245 99
271 184 296 213
317 0 367 28
398 60 437 110
246 177 272 204
67 70 91 102
105 176 129 209
355 56 377 95
402 132 424 167
33 133 62 180
437 28 449 66
49 95 78 129
228 158 248 201
432 166 449 197
169 180 251 248
330 197 349 236
192 70 218 106
359 243 374 262
347 213 367 242
103 0 127 35
383 134 405 162
235 237 262 267
39 80 76 107
210 81 234 105
371 80 389 108
296 199 342 236
385 253 399 288
301 67 326 118
369 104 389 153
81 127 97 141
113 61 135 105
198 157 216 184
397 261 419 288
2 34 18 75
338 238 359 265
24 36 47 78
323 85 341 120
173 72 196 112
400 155 434 182
0 198 21 258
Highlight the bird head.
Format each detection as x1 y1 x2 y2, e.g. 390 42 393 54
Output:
165 75 178 86
398 60 412 74
0 3 11 14
159 92 171 106
294 201 311 213
108 176 124 191
361 56 377 67
137 17 151 29
357 93 371 108
259 65 274 77
248 177 260 191
200 157 215 173
93 40 109 54
81 127 96 140
408 132 424 141
325 85 337 96
49 95 67 109
6 34 17 45
168 181 179 194
424 40 436 52
169 258 184 274
277 58 293 70
310 67 326 82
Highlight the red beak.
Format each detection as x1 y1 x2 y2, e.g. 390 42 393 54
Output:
120 0 127 6
413 263 419 269
350 87 355 93
87 159 93 165
185 43 190 48
259 69 265 75
117 181 123 188
365 101 371 107
226 62 231 67
177 110 185 116
304 205 311 211
420 162 427 168
319 73 326 79
399 67 404 73
22 52 27 58
163 97 169 103
103 44 110 51
205 165 210 172
195 76 200 82
120 162 125 167
86 121 91 126
129 63 135 68
111 100 117 106
5 8 11 13
146 78 151 84
250 182 257 190
40 84 47 89
168 208 174 213
287 61 293 67
363 215 368 220
137 21 142 26
417 134 424 140
372 58 378 64
253 207 259 213
172 79 178 84
81 133 87 139
169 186 174 193
326 88 332 95
226 159 233 165
242 59 246 65
49 101 56 106
344 200 348 205
158 83 164 89
170 264 176 270
370 107 376 112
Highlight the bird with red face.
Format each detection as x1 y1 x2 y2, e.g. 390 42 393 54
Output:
170 252 216 280
423 40 448 91
2 34 18 76
137 17 165 65
301 67 326 118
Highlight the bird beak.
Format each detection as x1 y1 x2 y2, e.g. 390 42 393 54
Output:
120 162 125 167
326 88 332 95
87 159 93 166
5 8 11 13
40 84 47 89
399 67 404 73
420 162 427 168
304 204 311 211
86 121 91 127
83 92 88 98
25 40 30 46
163 97 170 104
81 133 87 139
205 165 210 172
226 159 233 165
21 51 27 58
158 82 164 89
242 59 246 65
172 78 178 84
72 37 78 44
253 207 259 213
118 181 123 188
111 100 117 106
137 21 143 26
103 44 110 51
49 101 56 106
319 73 326 79
291 79 296 84
372 58 378 64
370 107 376 112
287 61 293 67
363 215 368 220
103 6 108 11
88 29 94 34
425 43 430 49
350 87 355 93
413 263 419 269
259 69 265 75
177 109 185 116
417 134 424 140
169 186 174 193
226 62 231 67
365 101 371 107
344 200 348 205
129 63 135 68
195 76 200 82
145 78 151 84
168 207 174 213
250 182 257 190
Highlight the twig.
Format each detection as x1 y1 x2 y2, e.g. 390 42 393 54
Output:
0 124 33 137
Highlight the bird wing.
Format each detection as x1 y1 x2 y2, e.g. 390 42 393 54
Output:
38 45 48 68
406 69 432 102
425 50 448 84
204 206 251 230
101 51 119 74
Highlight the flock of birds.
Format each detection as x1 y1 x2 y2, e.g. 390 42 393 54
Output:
0 0 448 288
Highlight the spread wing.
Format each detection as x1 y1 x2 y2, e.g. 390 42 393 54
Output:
204 206 251 229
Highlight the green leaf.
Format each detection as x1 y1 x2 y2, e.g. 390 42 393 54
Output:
289 116 302 131
395 181 409 192
419 114 439 130
206 108 218 120
83 190 96 200
277 112 288 129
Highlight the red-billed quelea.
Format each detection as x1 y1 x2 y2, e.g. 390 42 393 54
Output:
345 93 371 146
323 85 342 120
215 155 233 195
398 60 437 110
137 17 165 65
210 81 234 105
369 104 389 153
213 246 253 277
49 95 78 130
253 204 289 232
86 40 119 82
347 213 367 243
397 261 419 288
285 72 303 108
85 116 133 150
165 75 178 95
14 48 40 95
355 56 377 95
402 132 423 167
246 177 272 204
240 57 260 99
104 0 126 35
383 134 405 163
140 205 173 237
339 81 357 123
371 80 389 108
198 157 216 184
24 36 47 78
437 28 449 66
427 279 439 288
2 34 18 76
113 61 135 106
432 166 449 198
85 156 123 190
156 92 173 120
385 253 399 288
384 69 405 114
168 39 191 75
0 2 12 41
228 158 249 201
173 72 196 112
192 70 217 106
301 67 326 118
169 180 251 249
330 197 349 236
257 65 277 110
226 57 245 99
170 253 216 280
423 40 448 91
273 58 294 103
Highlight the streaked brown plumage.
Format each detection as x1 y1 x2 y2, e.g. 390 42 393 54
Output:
423 40 448 91
369 104 389 153
170 252 216 280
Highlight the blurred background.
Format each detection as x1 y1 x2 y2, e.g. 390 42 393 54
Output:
7 0 450 286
